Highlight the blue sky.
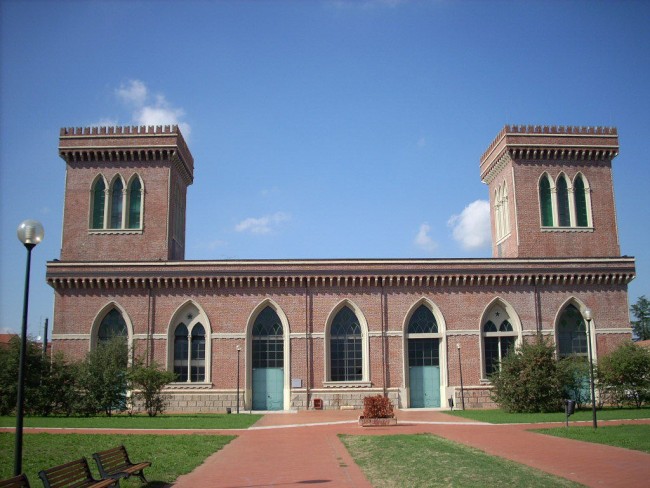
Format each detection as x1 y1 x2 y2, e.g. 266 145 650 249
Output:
1 0 648 336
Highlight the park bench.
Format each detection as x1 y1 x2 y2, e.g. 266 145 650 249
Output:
38 458 117 488
92 445 151 484
0 473 30 488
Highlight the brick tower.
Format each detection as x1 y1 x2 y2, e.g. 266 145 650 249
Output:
58 125 193 261
480 125 620 258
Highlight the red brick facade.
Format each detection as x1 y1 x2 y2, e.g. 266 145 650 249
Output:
46 125 636 411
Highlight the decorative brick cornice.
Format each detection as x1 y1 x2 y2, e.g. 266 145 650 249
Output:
480 125 619 183
45 257 636 290
58 125 193 185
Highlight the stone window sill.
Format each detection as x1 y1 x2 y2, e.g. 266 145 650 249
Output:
88 229 143 235
540 226 593 233
323 381 372 388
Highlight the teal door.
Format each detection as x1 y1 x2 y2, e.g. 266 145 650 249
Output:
252 367 284 411
408 338 440 408
251 306 285 411
409 365 440 407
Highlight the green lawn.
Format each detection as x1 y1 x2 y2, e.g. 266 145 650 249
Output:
0 413 262 430
341 433 582 488
447 407 650 424
534 424 650 453
0 433 234 487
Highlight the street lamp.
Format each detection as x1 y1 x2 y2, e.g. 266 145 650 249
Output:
14 219 44 476
236 345 241 414
457 343 465 410
584 308 597 429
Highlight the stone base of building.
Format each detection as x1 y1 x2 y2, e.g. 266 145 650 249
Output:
454 385 497 409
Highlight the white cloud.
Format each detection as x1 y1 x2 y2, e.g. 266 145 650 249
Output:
448 200 491 250
116 80 148 106
113 80 191 136
235 212 290 235
414 223 438 253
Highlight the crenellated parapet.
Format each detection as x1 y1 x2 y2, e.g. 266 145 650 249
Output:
59 125 193 184
480 125 619 183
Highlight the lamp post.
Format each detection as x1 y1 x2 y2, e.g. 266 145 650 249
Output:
14 220 44 476
584 308 597 429
457 343 465 410
236 345 241 414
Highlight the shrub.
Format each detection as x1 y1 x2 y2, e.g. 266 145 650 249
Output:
490 335 565 413
597 341 650 408
362 395 394 418
557 355 592 409
128 361 176 416
77 337 129 416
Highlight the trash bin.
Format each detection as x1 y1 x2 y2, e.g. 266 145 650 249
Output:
226 407 232 414
313 399 323 410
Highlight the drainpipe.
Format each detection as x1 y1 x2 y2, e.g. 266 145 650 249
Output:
305 280 311 410
381 279 387 397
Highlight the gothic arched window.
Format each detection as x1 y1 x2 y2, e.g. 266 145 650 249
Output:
330 307 363 382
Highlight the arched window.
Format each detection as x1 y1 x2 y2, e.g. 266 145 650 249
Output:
190 324 206 382
110 178 124 229
574 175 589 227
173 324 189 382
128 177 142 229
557 304 587 358
482 305 517 376
539 175 554 226
330 306 362 382
98 309 128 344
173 322 207 383
407 305 438 334
252 307 284 369
557 175 570 227
91 177 106 229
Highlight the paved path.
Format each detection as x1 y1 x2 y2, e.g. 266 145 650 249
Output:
171 411 650 488
9 411 650 487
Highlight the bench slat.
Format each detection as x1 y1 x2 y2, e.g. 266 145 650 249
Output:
92 445 150 484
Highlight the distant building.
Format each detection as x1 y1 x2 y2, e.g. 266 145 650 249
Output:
46 124 635 411
0 334 17 349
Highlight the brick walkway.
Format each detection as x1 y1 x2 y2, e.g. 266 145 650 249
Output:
9 411 650 487
172 411 650 487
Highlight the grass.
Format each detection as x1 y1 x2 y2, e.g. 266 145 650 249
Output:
446 406 650 424
0 432 234 487
534 424 650 453
0 413 262 429
341 433 582 488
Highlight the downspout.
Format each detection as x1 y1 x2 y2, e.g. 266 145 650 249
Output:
381 279 387 397
305 280 310 409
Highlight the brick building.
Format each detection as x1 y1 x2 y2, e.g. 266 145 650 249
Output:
46 124 635 411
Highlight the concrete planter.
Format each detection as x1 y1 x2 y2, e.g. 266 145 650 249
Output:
358 415 397 427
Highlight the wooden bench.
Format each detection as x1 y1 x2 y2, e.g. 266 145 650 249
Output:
92 445 151 484
38 458 117 488
0 474 31 488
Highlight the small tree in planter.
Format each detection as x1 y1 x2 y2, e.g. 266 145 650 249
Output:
359 394 396 426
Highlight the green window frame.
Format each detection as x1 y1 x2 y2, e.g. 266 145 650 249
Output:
252 307 284 369
128 178 142 229
91 178 106 229
110 179 124 229
407 305 438 334
330 307 362 382
574 176 588 227
539 176 553 226
557 176 570 227
98 309 128 345
174 323 189 382
558 304 587 358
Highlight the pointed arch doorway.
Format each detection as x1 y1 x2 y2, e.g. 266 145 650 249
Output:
407 304 441 408
252 306 285 410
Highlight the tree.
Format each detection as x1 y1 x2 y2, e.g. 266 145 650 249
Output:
0 336 48 415
631 295 650 341
77 337 129 415
128 362 176 417
597 341 650 408
490 335 565 413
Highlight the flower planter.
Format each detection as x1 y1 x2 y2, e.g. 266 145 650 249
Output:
358 415 397 427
